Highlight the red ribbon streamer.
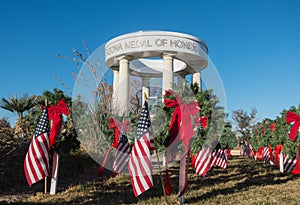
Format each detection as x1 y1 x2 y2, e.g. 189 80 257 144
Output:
286 111 300 142
268 144 273 162
256 146 264 161
295 143 300 175
286 111 300 174
165 163 172 196
98 146 114 176
275 144 284 168
48 100 69 147
164 90 200 152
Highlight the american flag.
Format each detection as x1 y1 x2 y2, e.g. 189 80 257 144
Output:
195 147 213 177
262 147 270 163
113 124 131 174
128 101 155 197
212 148 227 169
24 107 50 186
283 155 297 173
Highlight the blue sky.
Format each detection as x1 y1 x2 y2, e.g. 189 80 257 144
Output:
0 0 299 125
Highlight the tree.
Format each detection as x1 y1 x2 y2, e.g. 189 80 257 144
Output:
249 105 300 158
152 82 229 155
268 106 299 157
0 94 36 123
0 117 19 161
250 118 276 151
219 122 238 149
65 48 114 159
232 108 257 144
0 94 36 137
24 88 80 155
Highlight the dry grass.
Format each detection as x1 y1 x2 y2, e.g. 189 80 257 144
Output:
1 156 300 205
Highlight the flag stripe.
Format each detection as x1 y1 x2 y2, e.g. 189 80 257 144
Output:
27 144 39 182
129 143 153 196
29 142 43 179
134 135 153 185
113 143 130 172
33 134 49 176
195 148 213 177
24 152 37 185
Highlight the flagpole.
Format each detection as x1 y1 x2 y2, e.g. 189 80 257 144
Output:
155 149 167 199
44 98 48 194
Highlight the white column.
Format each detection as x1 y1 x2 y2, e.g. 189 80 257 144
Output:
118 56 131 116
113 69 119 93
162 54 174 96
112 69 119 114
142 77 150 104
177 75 185 88
192 72 202 91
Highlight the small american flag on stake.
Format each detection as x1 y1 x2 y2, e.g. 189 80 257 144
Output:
113 124 131 174
283 155 297 173
262 147 270 163
24 107 50 186
128 101 155 197
212 148 227 169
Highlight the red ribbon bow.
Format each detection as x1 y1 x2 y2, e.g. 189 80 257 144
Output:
164 89 200 152
256 146 264 161
48 100 69 147
286 111 300 142
109 118 130 148
109 117 129 148
270 122 276 132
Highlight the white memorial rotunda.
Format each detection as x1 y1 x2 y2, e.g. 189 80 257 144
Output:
105 31 209 116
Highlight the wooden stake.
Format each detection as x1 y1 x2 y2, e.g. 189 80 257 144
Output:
151 131 168 203
155 150 167 199
147 93 168 203
44 177 47 194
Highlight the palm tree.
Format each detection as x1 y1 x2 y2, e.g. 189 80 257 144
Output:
0 94 36 123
